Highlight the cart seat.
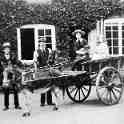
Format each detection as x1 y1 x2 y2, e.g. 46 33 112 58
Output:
62 70 87 77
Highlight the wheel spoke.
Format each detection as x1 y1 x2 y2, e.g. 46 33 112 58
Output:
105 90 109 103
113 87 121 94
107 91 111 104
69 87 77 94
82 86 89 92
109 91 113 104
74 89 78 99
111 89 118 101
81 88 86 97
79 89 81 100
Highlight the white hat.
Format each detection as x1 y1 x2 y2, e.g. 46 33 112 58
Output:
2 42 11 48
72 29 85 36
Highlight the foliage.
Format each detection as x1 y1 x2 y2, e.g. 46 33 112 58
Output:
0 0 123 56
41 0 122 55
0 0 38 52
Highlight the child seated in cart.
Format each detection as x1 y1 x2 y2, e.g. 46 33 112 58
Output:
70 29 90 70
70 29 90 61
90 40 109 60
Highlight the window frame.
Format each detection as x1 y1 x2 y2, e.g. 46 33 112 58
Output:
104 22 122 56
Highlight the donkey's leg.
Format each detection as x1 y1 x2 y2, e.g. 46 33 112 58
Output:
52 87 61 110
21 89 32 117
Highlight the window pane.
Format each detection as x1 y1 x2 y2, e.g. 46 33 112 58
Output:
122 40 124 46
122 31 124 38
105 26 111 30
106 31 111 38
38 30 44 36
109 47 112 54
112 26 118 30
45 29 51 35
107 39 111 46
113 47 119 54
122 26 124 30
122 47 124 54
46 37 52 48
113 39 118 46
113 31 118 38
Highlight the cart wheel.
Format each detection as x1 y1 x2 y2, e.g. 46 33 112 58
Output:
66 84 91 103
96 67 123 105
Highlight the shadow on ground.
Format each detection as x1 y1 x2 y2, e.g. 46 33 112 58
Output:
63 99 110 108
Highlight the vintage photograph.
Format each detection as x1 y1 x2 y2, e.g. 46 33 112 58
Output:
0 0 124 124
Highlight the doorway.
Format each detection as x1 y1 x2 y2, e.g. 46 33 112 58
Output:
20 28 35 60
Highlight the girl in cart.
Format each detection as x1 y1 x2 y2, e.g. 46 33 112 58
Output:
70 29 90 70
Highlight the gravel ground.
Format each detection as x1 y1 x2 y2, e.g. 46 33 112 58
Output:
0 86 124 124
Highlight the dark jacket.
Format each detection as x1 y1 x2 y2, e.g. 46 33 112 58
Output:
0 52 23 86
37 48 49 67
74 39 87 51
69 38 87 60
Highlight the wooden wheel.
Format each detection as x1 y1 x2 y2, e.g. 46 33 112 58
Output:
67 60 91 103
96 67 123 105
66 84 91 103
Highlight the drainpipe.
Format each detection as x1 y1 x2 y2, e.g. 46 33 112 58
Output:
96 20 100 41
100 17 104 42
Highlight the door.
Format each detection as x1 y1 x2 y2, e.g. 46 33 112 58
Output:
20 28 35 60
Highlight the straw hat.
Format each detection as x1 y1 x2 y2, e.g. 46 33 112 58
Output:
2 42 11 49
72 29 85 36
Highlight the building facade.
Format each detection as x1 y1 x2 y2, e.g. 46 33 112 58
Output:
17 24 56 64
88 17 124 57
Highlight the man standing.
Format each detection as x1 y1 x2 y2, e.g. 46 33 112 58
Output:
33 38 54 106
0 42 22 111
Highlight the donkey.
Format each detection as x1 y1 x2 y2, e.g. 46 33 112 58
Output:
20 67 63 117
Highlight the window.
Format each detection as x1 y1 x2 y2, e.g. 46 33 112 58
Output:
38 29 52 48
38 29 44 36
45 29 51 35
17 24 56 63
122 24 124 54
105 23 119 55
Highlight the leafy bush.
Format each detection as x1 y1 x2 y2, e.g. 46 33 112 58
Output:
0 0 122 56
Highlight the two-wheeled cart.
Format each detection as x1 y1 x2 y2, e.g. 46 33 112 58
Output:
66 56 124 105
21 56 124 105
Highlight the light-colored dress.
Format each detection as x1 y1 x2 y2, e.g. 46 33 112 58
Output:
91 42 109 60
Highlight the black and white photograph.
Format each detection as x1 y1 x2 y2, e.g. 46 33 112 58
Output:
0 0 124 124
